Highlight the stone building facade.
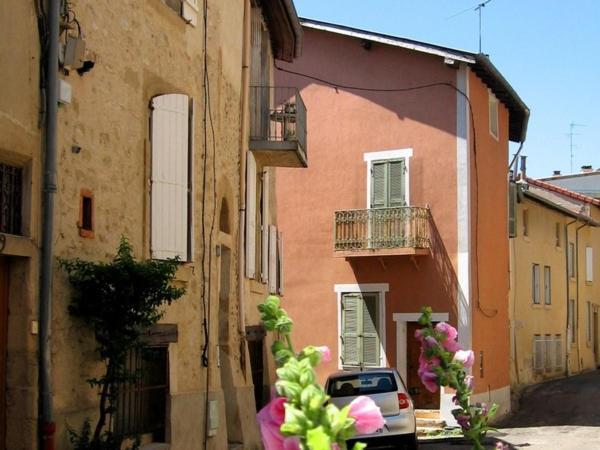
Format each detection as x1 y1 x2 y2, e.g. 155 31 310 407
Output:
0 0 304 449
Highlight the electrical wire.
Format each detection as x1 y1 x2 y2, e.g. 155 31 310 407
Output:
274 63 496 318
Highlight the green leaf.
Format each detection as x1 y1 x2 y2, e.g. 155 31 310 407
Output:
351 442 367 450
306 426 331 450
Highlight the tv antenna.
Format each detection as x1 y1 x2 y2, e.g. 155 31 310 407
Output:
568 122 586 173
446 0 493 53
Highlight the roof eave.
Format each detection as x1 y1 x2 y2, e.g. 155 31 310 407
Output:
262 0 303 62
523 190 600 226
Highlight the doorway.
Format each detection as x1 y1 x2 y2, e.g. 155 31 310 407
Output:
594 310 599 367
406 322 440 409
0 258 9 449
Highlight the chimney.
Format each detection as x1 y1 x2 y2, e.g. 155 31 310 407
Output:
553 170 561 176
581 165 593 173
519 155 527 180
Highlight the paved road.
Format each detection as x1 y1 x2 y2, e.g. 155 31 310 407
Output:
421 370 600 450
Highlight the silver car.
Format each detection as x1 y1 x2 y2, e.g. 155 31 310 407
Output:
325 368 418 449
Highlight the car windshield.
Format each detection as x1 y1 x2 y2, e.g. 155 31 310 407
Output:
328 373 398 398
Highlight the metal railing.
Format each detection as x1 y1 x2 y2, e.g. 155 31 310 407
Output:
249 86 307 154
334 206 430 252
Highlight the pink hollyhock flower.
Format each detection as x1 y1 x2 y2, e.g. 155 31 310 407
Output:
418 368 439 393
465 375 474 390
316 346 332 363
348 396 385 435
257 397 300 450
456 414 471 430
435 322 462 352
414 329 424 341
453 350 475 368
424 335 438 349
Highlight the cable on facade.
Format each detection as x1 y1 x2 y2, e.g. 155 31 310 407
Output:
274 63 497 318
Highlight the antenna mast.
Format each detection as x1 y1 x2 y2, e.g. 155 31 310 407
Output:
475 0 492 53
568 122 586 173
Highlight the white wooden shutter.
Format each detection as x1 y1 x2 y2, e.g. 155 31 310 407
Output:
533 335 543 373
245 152 257 278
554 336 563 370
182 0 198 26
370 162 386 209
261 170 269 283
268 225 277 293
151 93 190 260
362 293 380 367
388 159 406 207
544 335 552 371
586 247 593 282
277 231 284 296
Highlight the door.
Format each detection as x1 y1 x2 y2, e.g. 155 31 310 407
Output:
341 293 380 368
406 322 440 410
0 258 8 449
594 310 599 367
370 160 407 248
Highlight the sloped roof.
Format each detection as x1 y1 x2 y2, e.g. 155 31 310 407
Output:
300 18 529 143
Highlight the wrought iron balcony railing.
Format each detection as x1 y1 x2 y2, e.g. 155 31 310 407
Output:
334 206 430 255
249 86 307 167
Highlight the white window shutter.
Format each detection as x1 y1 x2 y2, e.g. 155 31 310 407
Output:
261 170 270 283
586 247 593 282
182 0 198 26
151 93 190 260
268 225 277 294
277 232 284 296
245 152 257 279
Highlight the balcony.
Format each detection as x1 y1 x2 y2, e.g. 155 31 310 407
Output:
334 206 431 257
249 86 307 168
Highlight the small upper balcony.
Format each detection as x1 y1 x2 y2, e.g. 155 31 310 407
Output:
334 206 431 257
249 86 307 168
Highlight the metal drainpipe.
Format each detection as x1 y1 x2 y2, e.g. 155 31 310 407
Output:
565 219 576 375
39 0 59 448
575 222 588 373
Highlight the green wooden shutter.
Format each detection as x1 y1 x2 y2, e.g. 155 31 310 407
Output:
341 294 360 366
388 159 406 207
361 294 380 366
371 162 386 209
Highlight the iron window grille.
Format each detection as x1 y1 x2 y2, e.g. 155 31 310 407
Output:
0 163 22 235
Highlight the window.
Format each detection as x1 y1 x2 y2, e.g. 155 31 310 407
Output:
508 182 517 238
568 299 575 344
554 335 563 370
370 159 406 208
544 266 551 305
568 242 575 278
555 222 561 247
161 0 198 26
114 346 169 441
586 247 593 283
150 93 193 261
522 209 529 237
587 301 592 343
533 335 543 373
532 264 540 304
488 92 499 140
78 189 94 238
533 334 563 373
0 162 23 235
341 293 381 367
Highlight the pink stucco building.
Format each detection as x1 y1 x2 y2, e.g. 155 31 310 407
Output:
275 19 529 422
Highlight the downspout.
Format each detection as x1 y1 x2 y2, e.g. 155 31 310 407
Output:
40 0 60 448
565 219 576 375
575 222 588 373
238 0 250 359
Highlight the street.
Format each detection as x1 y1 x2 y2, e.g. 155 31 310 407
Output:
421 370 600 449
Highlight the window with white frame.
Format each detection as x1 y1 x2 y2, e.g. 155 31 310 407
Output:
544 266 551 305
364 149 412 209
586 246 593 283
532 263 540 304
587 301 592 343
489 91 499 139
533 334 563 373
161 0 199 26
340 292 381 368
150 94 193 261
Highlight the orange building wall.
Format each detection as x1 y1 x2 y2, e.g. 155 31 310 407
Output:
468 69 511 393
275 27 462 383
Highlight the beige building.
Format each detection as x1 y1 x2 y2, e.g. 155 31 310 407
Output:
509 161 600 392
0 0 305 449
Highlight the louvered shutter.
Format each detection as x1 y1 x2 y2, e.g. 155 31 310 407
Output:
341 294 360 366
533 336 543 373
370 162 386 209
245 152 257 278
277 232 284 296
554 336 563 370
388 159 406 207
268 225 277 294
261 170 269 283
151 94 190 260
361 294 380 366
586 247 593 282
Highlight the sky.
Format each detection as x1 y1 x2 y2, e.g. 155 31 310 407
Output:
293 0 600 179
